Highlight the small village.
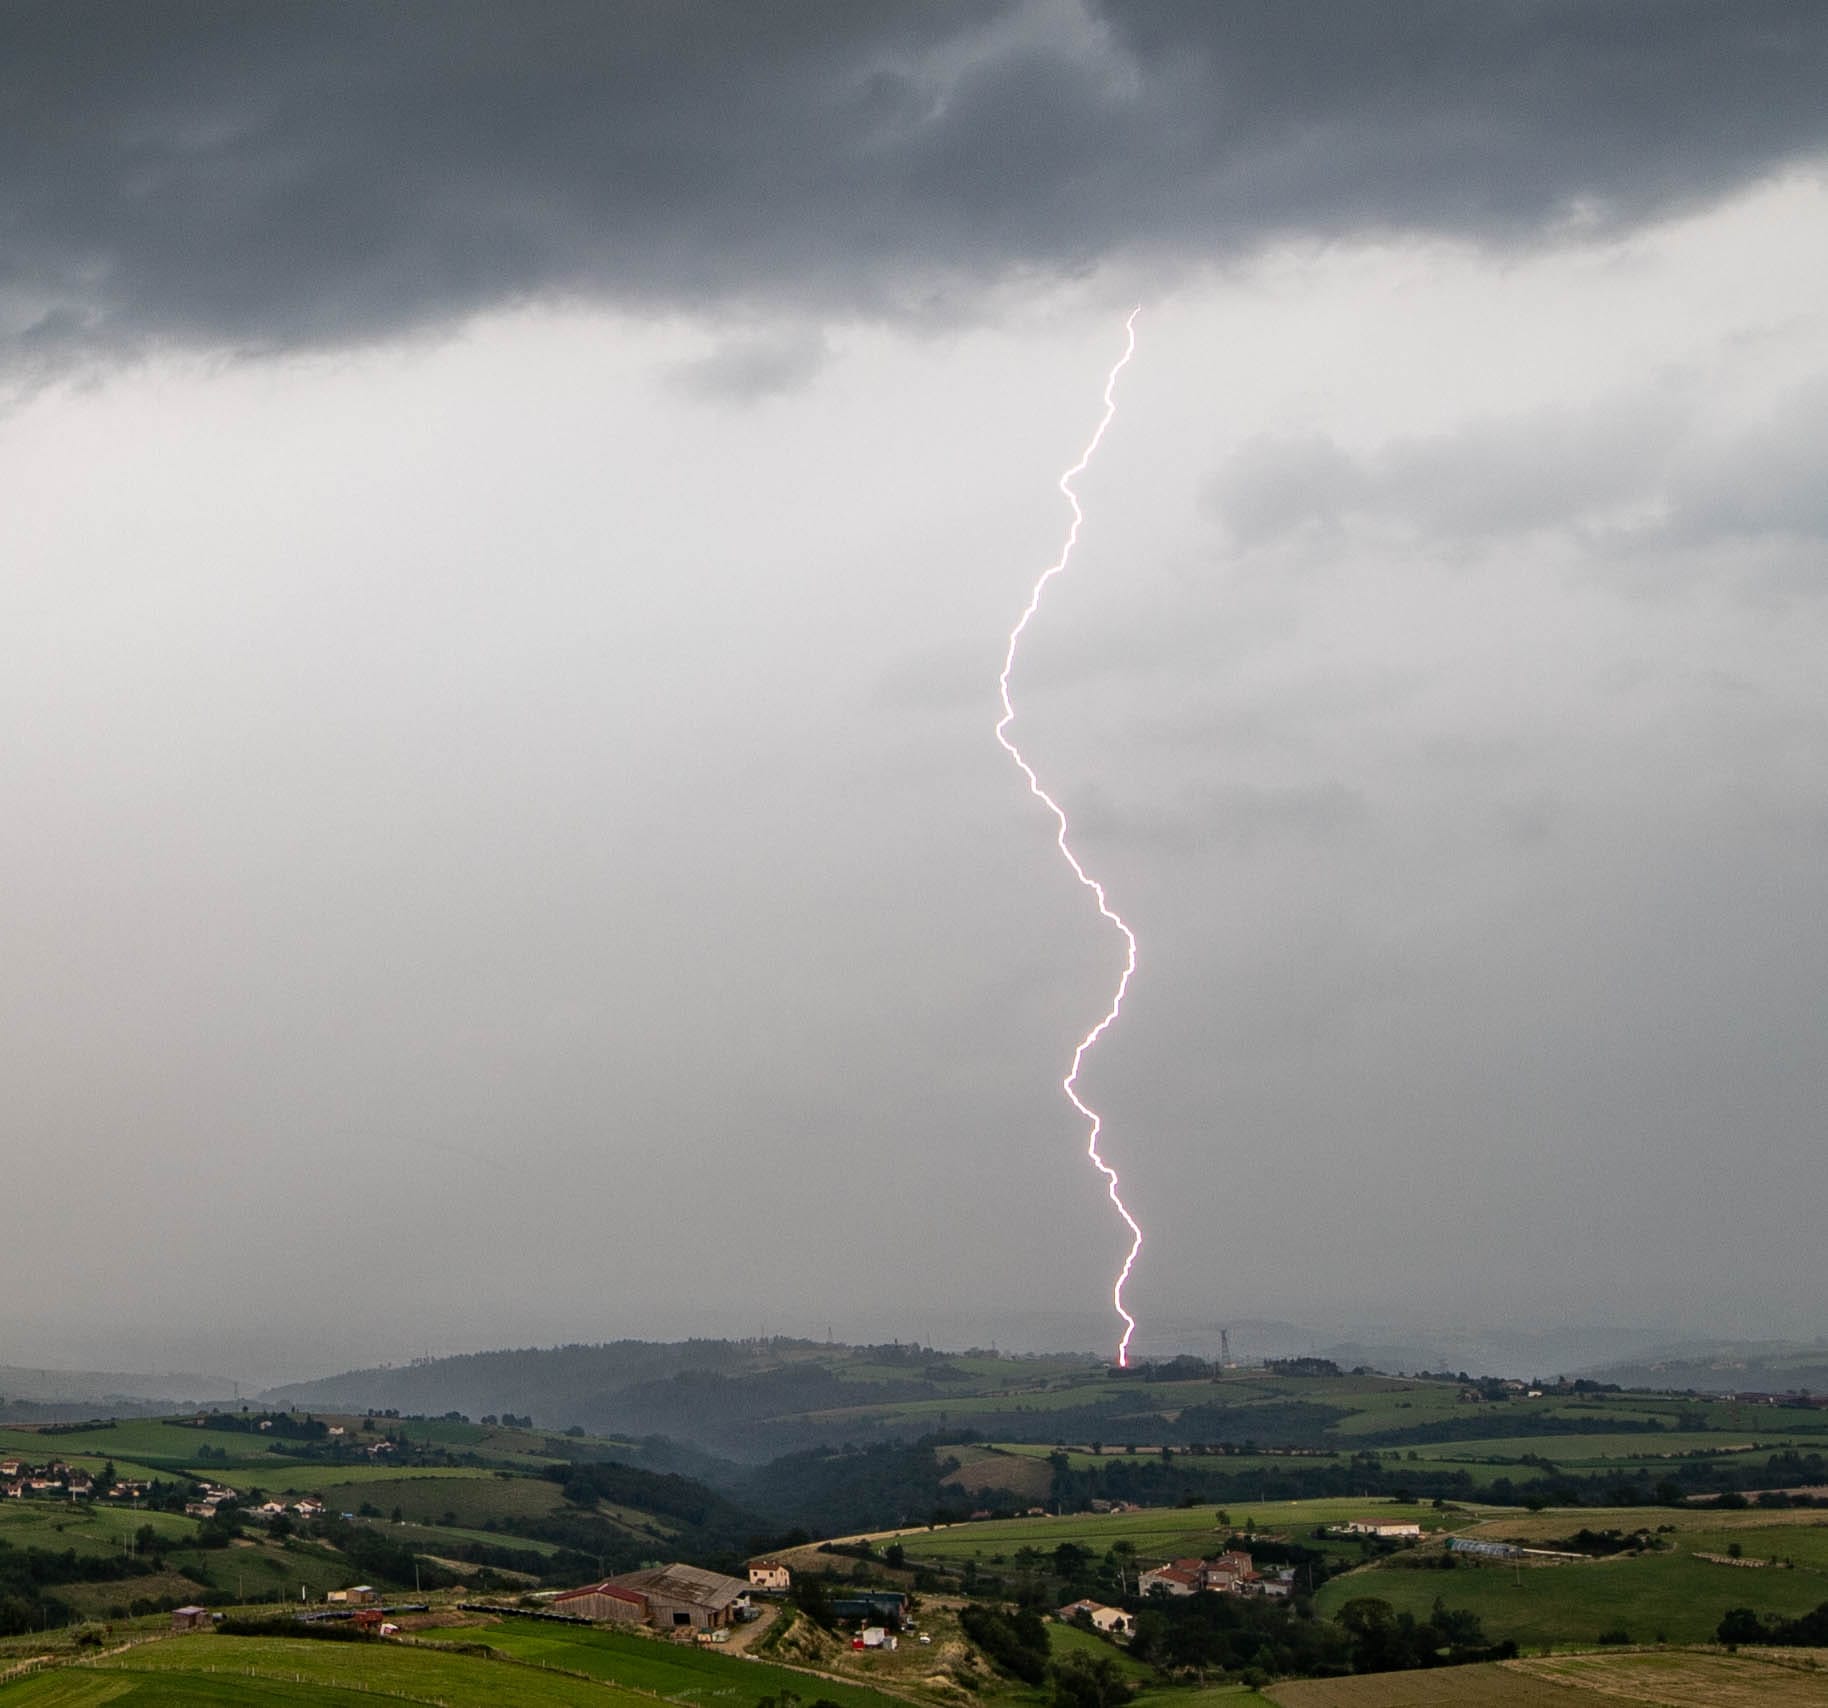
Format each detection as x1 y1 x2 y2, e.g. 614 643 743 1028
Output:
1 1457 146 1503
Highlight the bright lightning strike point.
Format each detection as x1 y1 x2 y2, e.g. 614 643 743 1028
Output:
996 308 1143 1367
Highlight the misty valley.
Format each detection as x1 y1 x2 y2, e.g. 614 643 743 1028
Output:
6 1340 1828 1704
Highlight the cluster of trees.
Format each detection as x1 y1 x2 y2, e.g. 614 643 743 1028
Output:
514 1455 808 1579
1536 1527 1669 1557
958 1601 1052 1684
1121 1589 1512 1683
1108 1356 1220 1383
296 1515 455 1591
1035 1443 1828 1517
546 1456 763 1542
742 1439 1015 1537
955 1587 1511 1694
1331 1596 1517 1672
217 1616 375 1642
0 1537 165 1635
1718 1600 1828 1646
958 1602 1136 1708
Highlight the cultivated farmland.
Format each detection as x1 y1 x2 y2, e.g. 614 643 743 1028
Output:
1267 1648 1828 1706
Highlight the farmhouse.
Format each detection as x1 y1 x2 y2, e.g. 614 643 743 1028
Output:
1201 1550 1257 1591
1059 1599 1134 1636
747 1561 791 1592
1337 1519 1422 1540
171 1605 213 1632
1140 1554 1257 1597
551 1581 649 1625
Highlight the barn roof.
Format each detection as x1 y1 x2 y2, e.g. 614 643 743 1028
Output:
611 1562 747 1610
554 1580 647 1605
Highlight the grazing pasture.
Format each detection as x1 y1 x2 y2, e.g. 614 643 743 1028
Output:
1267 1648 1828 1706
471 1617 907 1708
0 1502 195 1557
1315 1550 1828 1647
0 1633 651 1706
890 1499 1473 1562
304 1472 567 1525
0 1421 324 1469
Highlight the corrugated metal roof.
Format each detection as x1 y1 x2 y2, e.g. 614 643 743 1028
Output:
611 1562 747 1609
555 1580 647 1604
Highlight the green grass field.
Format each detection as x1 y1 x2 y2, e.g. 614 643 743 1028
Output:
1047 1619 1157 1682
891 1500 1475 1563
378 1419 617 1464
1266 1648 1828 1706
0 1501 198 1557
363 1516 569 1558
247 1464 494 1491
0 1633 652 1707
303 1472 568 1525
999 1446 1350 1474
0 1422 328 1470
53 1542 365 1616
1671 1522 1828 1570
1465 1504 1828 1542
1314 1550 1828 1647
1417 1431 1783 1462
473 1617 909 1708
1140 1690 1273 1708
806 1381 1129 1423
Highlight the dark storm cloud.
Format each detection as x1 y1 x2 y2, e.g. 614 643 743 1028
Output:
5 1 1827 365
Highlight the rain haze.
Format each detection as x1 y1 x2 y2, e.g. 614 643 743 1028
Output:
4 2 1827 1385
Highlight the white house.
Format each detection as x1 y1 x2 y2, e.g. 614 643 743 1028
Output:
1059 1600 1134 1637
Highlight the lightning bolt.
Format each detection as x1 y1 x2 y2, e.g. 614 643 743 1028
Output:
996 308 1143 1367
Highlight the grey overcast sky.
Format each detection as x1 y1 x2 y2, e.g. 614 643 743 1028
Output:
4 2 1827 1380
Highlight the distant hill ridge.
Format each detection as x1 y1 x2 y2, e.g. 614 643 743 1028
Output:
0 1364 240 1420
1578 1338 1828 1394
0 1363 237 1401
258 1336 987 1457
